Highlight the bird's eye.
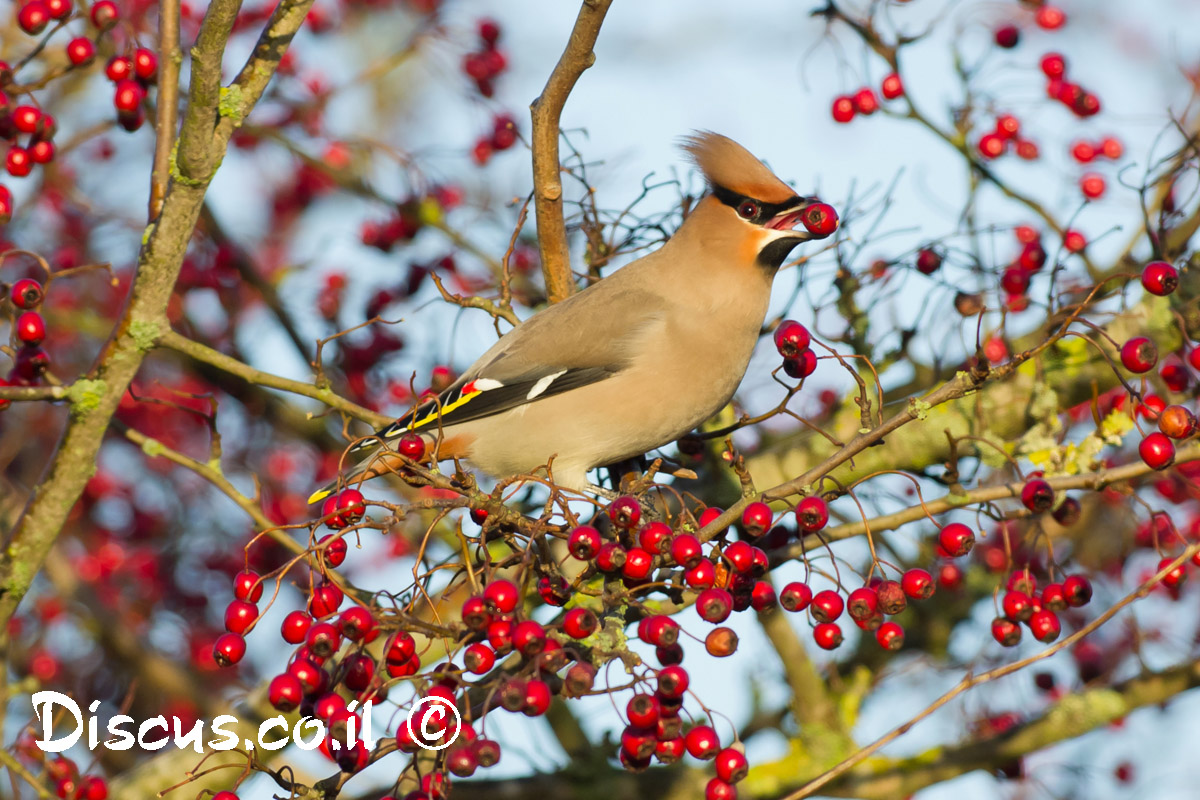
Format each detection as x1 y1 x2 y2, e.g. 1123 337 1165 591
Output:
737 201 759 219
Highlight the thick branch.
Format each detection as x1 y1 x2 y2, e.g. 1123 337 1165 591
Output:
530 0 613 304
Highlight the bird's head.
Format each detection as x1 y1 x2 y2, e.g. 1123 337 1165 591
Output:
680 131 838 272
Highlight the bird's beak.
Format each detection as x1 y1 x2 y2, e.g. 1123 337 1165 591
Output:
765 197 838 240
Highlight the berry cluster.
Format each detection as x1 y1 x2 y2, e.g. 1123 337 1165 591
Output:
830 73 902 123
773 319 817 380
471 114 518 166
461 19 507 98
1 276 50 400
104 47 159 132
1040 52 1100 118
3 102 58 181
977 113 1039 161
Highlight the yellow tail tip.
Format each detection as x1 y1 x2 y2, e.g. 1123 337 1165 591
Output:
307 488 332 505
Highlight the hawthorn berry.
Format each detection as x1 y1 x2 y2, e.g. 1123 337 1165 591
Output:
18 0 51 34
1041 582 1067 612
1158 405 1195 439
813 621 843 650
915 247 942 274
483 578 519 613
800 202 838 236
16 312 46 345
831 95 855 123
779 581 813 612
134 48 158 82
337 606 374 641
1052 496 1081 527
938 522 975 557
783 349 818 379
1035 5 1066 30
875 621 905 650
852 87 879 115
1021 478 1054 512
397 432 425 460
705 779 737 800
901 568 935 600
522 679 551 716
318 533 347 567
622 547 654 581
639 520 673 554
705 626 739 657
1002 590 1033 623
1120 337 1157 373
562 607 597 639
1028 609 1061 643
875 580 907 615
309 584 344 617
641 614 680 647
881 72 904 99
608 495 641 528
773 320 811 357
1139 432 1175 470
67 37 95 66
212 632 246 666
810 589 844 623
991 616 1022 646
994 24 1019 48
697 587 733 623
596 542 627 573
657 664 689 698
796 496 829 532
7 146 33 178
750 580 776 611
281 610 313 644
1040 52 1066 79
671 533 703 569
1080 173 1105 200
223 599 258 634
740 502 772 537
10 278 42 309
847 586 879 621
714 747 749 783
1141 261 1178 296
90 0 118 27
685 725 720 760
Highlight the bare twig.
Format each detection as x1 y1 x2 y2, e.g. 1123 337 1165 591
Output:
530 0 614 303
150 0 182 218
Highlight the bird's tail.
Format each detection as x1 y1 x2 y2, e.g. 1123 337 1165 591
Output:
307 460 370 506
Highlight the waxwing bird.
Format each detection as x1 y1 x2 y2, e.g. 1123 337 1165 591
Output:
308 131 837 504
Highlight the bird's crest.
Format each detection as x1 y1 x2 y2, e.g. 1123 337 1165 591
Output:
681 131 796 204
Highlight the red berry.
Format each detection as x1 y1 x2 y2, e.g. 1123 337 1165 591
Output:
1119 337 1157 373
773 320 811 358
7 146 33 178
639 521 673 554
113 80 145 113
1002 590 1033 623
223 599 258 634
901 568 935 600
29 140 54 165
670 533 703 569
1015 139 1040 160
281 610 312 643
309 583 344 617
750 579 776 611
1028 609 1061 643
464 642 496 674
995 114 1020 140
626 693 660 729
831 95 855 123
641 614 679 647
810 589 844 623
12 106 42 135
881 72 904 99
11 278 43 308
915 247 942 274
740 502 773 537
1141 261 1178 296
714 747 748 783
1079 173 1105 200
847 586 879 621
212 632 246 666
43 0 69 19
697 587 733 623
1063 229 1087 252
978 133 1005 159
1035 5 1066 30
684 725 720 760
90 0 118 27
562 607 597 639
18 0 51 34
232 570 263 602
796 496 829 532
1040 52 1066 79
706 779 737 800
1101 137 1123 159
595 542 627 573
779 581 812 613
568 525 601 560
15 311 45 345
993 24 1019 48
938 522 975 557
852 87 879 115
318 533 347 567
1041 582 1067 612
608 495 641 528
813 621 843 650
1052 496 1081 527
483 579 519 613
105 56 133 82
783 349 818 379
68 36 94 61
657 664 689 698
622 547 654 581
991 616 1022 646
1139 432 1175 470
800 202 838 236
1020 478 1054 512
512 619 547 656
134 48 158 81
479 18 501 45
1071 140 1096 163
397 432 425 460
875 621 905 650
305 621 341 658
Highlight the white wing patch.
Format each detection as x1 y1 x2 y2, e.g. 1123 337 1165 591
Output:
526 370 567 400
472 378 504 391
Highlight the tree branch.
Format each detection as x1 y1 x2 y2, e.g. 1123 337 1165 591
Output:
530 0 613 304
150 0 181 218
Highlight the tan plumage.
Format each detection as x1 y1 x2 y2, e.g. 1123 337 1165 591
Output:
309 132 835 502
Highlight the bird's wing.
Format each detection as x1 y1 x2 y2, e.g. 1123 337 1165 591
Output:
350 278 665 455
